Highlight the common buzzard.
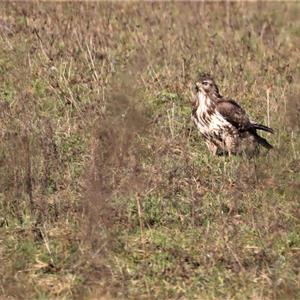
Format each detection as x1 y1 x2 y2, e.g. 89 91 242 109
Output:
191 73 274 156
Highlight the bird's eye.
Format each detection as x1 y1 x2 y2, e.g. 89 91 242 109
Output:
202 81 209 86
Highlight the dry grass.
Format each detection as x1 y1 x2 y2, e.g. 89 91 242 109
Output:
0 2 300 299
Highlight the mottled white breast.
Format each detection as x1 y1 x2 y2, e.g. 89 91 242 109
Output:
193 93 235 140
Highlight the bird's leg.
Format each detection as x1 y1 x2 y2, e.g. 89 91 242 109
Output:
225 135 237 157
206 141 218 156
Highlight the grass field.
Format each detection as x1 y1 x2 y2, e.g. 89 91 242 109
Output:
0 2 300 299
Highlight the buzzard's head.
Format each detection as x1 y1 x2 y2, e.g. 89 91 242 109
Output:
195 73 220 98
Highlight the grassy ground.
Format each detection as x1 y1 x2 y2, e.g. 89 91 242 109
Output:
0 2 300 299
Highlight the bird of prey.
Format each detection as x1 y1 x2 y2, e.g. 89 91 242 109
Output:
191 73 274 156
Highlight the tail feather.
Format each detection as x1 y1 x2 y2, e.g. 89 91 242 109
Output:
252 122 274 134
255 134 273 150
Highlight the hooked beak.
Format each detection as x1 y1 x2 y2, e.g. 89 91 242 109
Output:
195 82 201 92
195 82 206 94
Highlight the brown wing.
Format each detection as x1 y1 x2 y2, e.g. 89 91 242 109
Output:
216 99 251 131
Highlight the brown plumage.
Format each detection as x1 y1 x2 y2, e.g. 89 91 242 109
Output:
192 73 274 156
